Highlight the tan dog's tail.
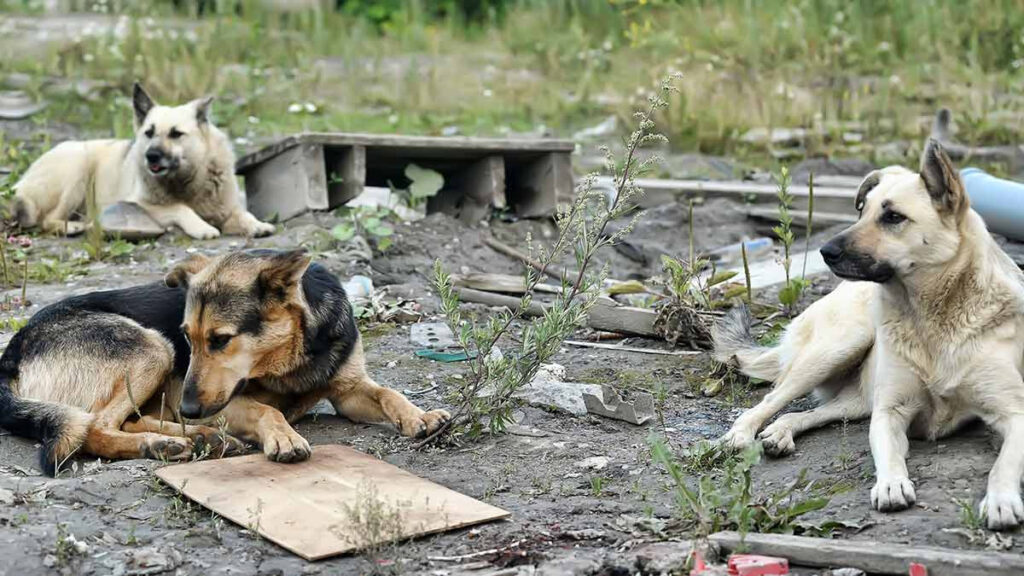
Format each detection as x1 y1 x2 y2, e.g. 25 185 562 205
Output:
12 195 39 229
712 304 782 381
0 370 93 476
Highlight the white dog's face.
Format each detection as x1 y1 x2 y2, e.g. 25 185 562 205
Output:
819 140 969 283
132 83 213 180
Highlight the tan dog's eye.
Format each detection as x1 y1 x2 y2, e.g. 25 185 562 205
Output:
208 333 233 352
168 128 184 139
145 126 155 138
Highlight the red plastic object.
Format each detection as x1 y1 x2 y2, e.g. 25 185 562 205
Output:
690 549 708 575
908 563 928 576
727 554 789 576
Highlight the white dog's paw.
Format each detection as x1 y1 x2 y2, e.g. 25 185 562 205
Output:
871 477 916 512
718 427 757 452
981 491 1024 530
247 219 276 238
758 423 796 457
185 222 221 240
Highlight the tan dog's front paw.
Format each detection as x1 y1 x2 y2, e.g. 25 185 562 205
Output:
263 428 311 463
248 220 276 238
398 408 451 438
143 436 193 461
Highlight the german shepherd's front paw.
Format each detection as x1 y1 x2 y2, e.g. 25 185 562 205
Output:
871 477 916 512
398 409 451 438
981 491 1024 530
142 436 193 461
263 428 311 463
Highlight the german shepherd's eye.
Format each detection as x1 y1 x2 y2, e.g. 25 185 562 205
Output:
880 210 907 225
208 333 234 352
144 126 155 138
168 128 184 139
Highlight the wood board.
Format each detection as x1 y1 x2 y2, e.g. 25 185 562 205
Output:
709 531 1024 576
155 444 510 561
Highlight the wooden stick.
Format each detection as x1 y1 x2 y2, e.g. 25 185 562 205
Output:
454 287 657 337
482 237 569 281
565 340 701 356
709 531 1024 576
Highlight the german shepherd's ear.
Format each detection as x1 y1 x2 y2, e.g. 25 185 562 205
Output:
165 254 212 289
258 250 311 299
920 138 968 217
854 170 882 216
133 82 156 128
192 96 214 124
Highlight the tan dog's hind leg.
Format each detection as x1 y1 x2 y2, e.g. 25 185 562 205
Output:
137 200 220 239
83 346 193 463
122 415 246 457
217 396 311 463
328 339 450 438
758 383 870 456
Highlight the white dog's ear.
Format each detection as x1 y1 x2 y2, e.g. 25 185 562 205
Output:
165 254 211 289
193 96 215 124
854 170 882 215
133 82 156 127
920 138 968 217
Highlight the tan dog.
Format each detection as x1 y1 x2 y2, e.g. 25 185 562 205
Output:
13 83 273 239
0 249 449 474
714 140 1024 530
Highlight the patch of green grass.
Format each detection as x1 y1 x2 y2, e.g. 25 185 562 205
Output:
2 0 1022 171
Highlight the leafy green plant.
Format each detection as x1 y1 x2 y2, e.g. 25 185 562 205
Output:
650 436 833 540
423 76 679 444
392 163 444 210
773 167 808 313
332 206 397 251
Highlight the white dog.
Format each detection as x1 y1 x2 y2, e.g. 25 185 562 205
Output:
13 83 273 239
714 140 1024 530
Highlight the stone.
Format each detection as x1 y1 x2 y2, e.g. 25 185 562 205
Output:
512 364 601 416
100 201 165 240
582 385 654 425
633 541 695 575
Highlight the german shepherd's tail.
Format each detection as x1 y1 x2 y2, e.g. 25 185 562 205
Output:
711 303 783 382
0 360 93 476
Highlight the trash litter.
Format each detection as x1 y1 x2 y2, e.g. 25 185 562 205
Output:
582 385 654 425
707 237 773 266
727 554 789 576
908 563 927 576
415 349 476 363
342 274 374 299
411 322 457 349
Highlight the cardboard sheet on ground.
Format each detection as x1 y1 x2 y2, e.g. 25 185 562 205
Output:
155 445 510 560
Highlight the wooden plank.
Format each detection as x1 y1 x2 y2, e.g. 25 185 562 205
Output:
455 288 656 337
429 155 505 223
596 176 858 213
709 531 1024 576
745 206 857 228
325 144 366 209
237 132 575 172
156 445 509 561
509 152 571 218
240 143 328 221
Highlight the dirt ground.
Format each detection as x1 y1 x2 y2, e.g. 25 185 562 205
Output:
0 191 1017 576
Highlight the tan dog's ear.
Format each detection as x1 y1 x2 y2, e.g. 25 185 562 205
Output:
258 249 311 299
165 254 212 288
133 82 156 128
855 170 882 216
192 95 214 124
920 138 968 217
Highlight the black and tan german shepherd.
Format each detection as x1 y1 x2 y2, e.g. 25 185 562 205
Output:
0 249 449 475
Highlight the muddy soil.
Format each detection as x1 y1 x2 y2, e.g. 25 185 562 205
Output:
0 197 1015 576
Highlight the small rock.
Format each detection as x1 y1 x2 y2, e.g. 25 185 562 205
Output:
574 456 609 471
0 90 46 120
100 201 165 241
43 554 57 568
827 569 866 576
0 487 14 505
512 363 601 416
633 541 694 575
